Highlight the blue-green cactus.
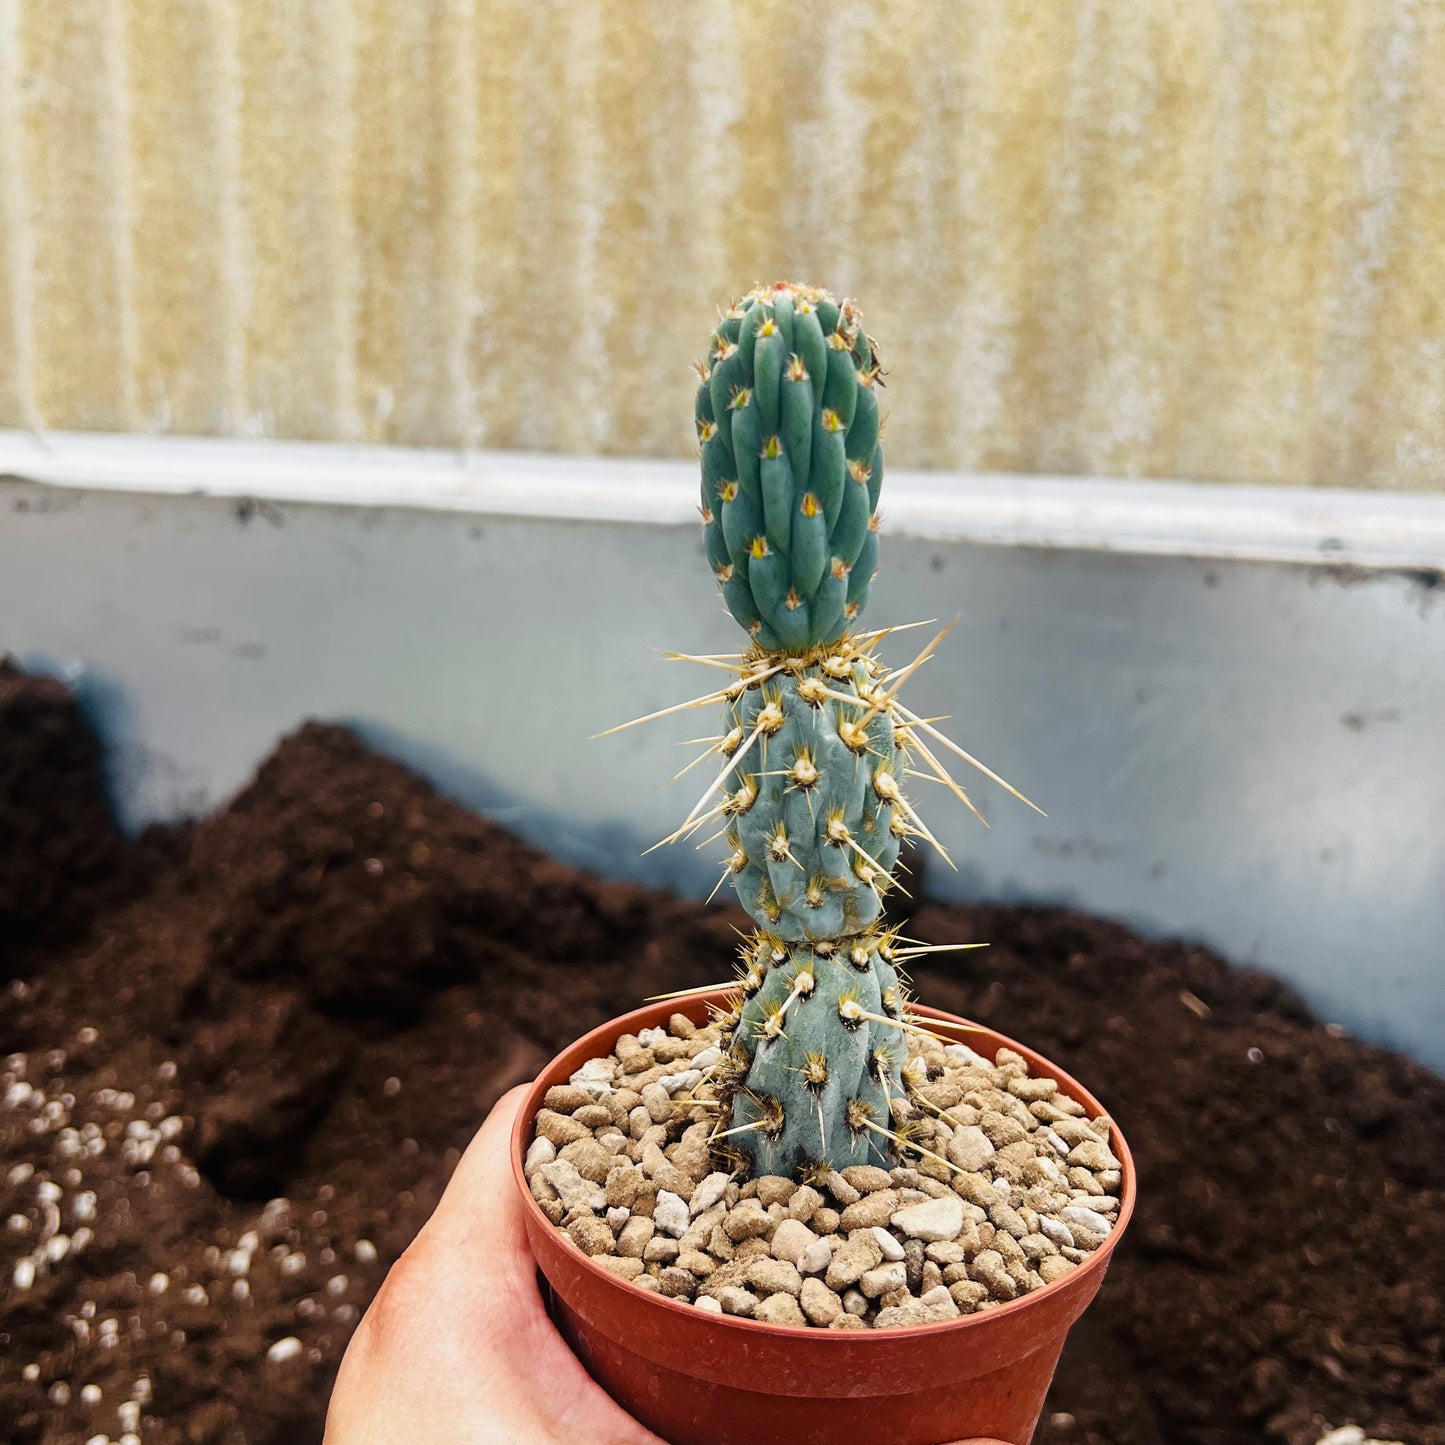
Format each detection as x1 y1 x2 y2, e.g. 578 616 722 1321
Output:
611 284 1031 1177
717 932 916 1177
718 655 902 944
697 282 883 653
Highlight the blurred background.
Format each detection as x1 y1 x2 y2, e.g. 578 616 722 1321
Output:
0 1 1441 1061
2 0 1442 485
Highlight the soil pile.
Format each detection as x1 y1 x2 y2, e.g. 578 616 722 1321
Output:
0 672 1440 1445
0 660 147 958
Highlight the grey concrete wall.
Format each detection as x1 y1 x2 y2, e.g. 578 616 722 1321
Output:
2 476 1441 1068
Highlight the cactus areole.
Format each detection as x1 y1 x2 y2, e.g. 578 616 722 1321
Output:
620 282 1040 1182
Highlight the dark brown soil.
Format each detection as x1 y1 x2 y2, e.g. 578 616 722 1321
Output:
0 668 1440 1445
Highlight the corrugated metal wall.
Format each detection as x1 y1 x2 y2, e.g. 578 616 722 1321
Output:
1 1 1441 489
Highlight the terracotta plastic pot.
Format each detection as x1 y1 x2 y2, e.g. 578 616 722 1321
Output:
511 993 1135 1445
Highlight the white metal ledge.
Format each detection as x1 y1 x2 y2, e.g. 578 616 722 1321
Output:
3 430 1444 571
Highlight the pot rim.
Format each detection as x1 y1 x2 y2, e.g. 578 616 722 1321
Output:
510 989 1135 1346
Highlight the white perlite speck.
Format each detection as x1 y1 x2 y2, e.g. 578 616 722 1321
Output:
266 1336 303 1364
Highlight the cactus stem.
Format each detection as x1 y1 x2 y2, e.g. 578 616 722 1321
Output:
893 702 1045 816
838 831 886 876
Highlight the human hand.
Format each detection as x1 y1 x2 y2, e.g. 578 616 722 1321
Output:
325 1084 1010 1445
326 1084 663 1444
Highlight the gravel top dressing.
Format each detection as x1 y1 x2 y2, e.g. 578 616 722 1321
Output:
524 1017 1118 1330
1 664 1441 1444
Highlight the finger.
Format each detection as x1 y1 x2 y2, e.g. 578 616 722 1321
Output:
417 1082 532 1260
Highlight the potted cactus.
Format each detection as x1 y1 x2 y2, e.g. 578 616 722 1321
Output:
511 283 1134 1445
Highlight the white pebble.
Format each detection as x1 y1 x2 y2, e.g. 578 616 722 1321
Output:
659 1069 702 1095
266 1336 303 1364
45 1234 70 1263
870 1226 906 1261
182 1285 208 1305
652 1190 690 1239
1040 1216 1075 1248
132 1375 153 1403
22 1362 39 1381
84 1435 110 1445
568 1058 615 1096
327 1273 349 1296
227 1248 252 1276
606 1206 630 1230
798 1238 833 1275
119 1436 141 1445
12 1257 36 1290
1061 1205 1113 1237
523 1137 556 1175
119 1400 141 1431
890 1195 965 1242
280 1252 306 1275
691 1047 722 1070
81 1383 103 1402
7 1214 29 1233
354 1238 378 1264
944 1043 993 1067
233 1279 250 1299
37 1180 61 1206
7 1162 34 1186
688 1172 730 1216
73 1191 97 1222
148 1272 169 1294
693 1294 723 1314
50 1382 71 1405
